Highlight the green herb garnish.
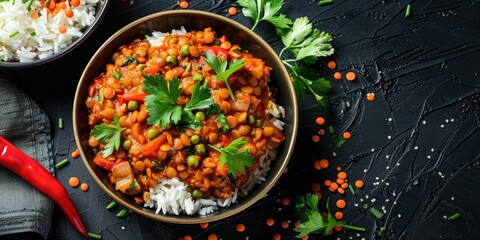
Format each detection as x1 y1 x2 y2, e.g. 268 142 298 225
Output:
91 114 125 157
203 51 245 101
215 113 230 133
209 137 255 180
143 74 213 129
237 0 292 31
369 206 384 220
124 55 137 65
30 31 36 36
294 194 365 238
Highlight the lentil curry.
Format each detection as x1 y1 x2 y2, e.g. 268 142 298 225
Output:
85 27 285 212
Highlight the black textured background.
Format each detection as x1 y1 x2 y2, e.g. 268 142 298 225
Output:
2 0 480 239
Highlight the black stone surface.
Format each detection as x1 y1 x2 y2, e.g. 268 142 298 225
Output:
2 0 480 239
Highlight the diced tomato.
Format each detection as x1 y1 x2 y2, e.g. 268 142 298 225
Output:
93 154 115 171
142 65 160 75
199 46 229 59
117 87 146 105
141 134 167 158
220 135 232 146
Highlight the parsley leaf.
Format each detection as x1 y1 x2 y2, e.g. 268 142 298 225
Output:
238 0 292 31
215 114 230 133
91 114 125 158
179 111 202 130
143 74 183 128
294 194 365 238
203 52 245 101
289 65 331 107
210 137 255 180
184 81 213 111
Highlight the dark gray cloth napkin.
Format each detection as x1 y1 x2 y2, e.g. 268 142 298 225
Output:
0 78 54 239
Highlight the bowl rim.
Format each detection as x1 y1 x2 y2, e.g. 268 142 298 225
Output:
73 9 298 224
0 0 111 69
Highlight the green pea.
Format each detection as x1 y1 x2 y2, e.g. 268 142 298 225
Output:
190 135 200 145
192 189 203 198
195 111 205 121
123 139 131 150
192 73 203 82
195 143 206 156
166 56 177 66
136 64 146 71
113 71 121 79
180 45 190 57
127 100 138 111
213 39 221 46
186 155 199 168
169 37 179 45
248 115 255 125
255 119 263 127
146 128 160 140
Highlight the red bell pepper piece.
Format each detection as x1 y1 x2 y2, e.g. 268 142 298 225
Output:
199 46 229 59
0 136 88 238
93 154 115 171
117 87 147 105
220 135 232 146
141 134 167 158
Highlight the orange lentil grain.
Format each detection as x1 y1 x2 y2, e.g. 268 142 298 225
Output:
207 234 217 240
314 191 322 199
342 131 351 139
68 177 80 187
333 72 342 80
57 2 66 9
313 160 322 170
334 211 343 220
31 12 39 19
366 92 375 101
200 222 209 228
282 197 291 206
236 223 245 232
311 183 321 192
80 183 89 191
302 236 309 240
334 225 343 232
330 182 339 190
336 178 345 184
71 148 80 158
327 61 336 69
338 171 347 179
283 167 288 174
336 166 342 171
355 180 364 188
319 159 329 168
336 199 346 209
324 179 332 187
70 0 80 7
315 117 325 125
337 188 345 194
273 233 281 240
183 236 192 240
281 221 289 229
65 9 74 18
266 218 275 226
312 135 320 142
346 71 356 81
318 129 325 135
228 6 237 16
59 26 67 34
179 1 189 9
341 182 349 189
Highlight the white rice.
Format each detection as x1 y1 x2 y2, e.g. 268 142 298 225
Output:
0 0 99 62
142 28 286 216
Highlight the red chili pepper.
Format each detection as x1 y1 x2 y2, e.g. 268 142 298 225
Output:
0 136 88 238
199 46 229 59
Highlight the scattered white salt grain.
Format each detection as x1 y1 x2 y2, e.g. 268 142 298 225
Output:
427 155 431 159
388 135 392 139
414 146 419 150
441 124 445 128
431 148 435 152
422 120 427 125
386 155 390 159
451 196 455 201
398 214 402 218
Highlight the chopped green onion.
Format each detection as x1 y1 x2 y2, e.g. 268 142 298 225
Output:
9 31 19 38
45 0 50 5
346 101 351 108
328 125 335 134
97 91 104 103
362 203 369 209
375 226 385 236
26 0 34 11
116 209 129 218
447 212 461 221
318 0 333 5
58 118 64 129
405 4 411 18
30 31 36 36
369 207 384 219
54 158 69 170
348 184 356 195
106 201 117 210
87 232 102 240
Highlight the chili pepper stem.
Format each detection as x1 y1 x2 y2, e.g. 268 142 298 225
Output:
0 136 88 238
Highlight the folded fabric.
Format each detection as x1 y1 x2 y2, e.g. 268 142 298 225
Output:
0 78 54 239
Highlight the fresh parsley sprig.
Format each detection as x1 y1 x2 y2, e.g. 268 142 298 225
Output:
237 0 292 31
238 0 334 108
91 114 125 158
209 137 255 181
294 193 365 238
143 74 214 129
203 52 245 101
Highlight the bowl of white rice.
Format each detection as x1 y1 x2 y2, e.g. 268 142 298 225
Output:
0 0 110 69
73 10 298 224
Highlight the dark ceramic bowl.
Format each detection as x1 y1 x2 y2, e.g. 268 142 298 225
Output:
73 10 298 224
0 0 111 69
